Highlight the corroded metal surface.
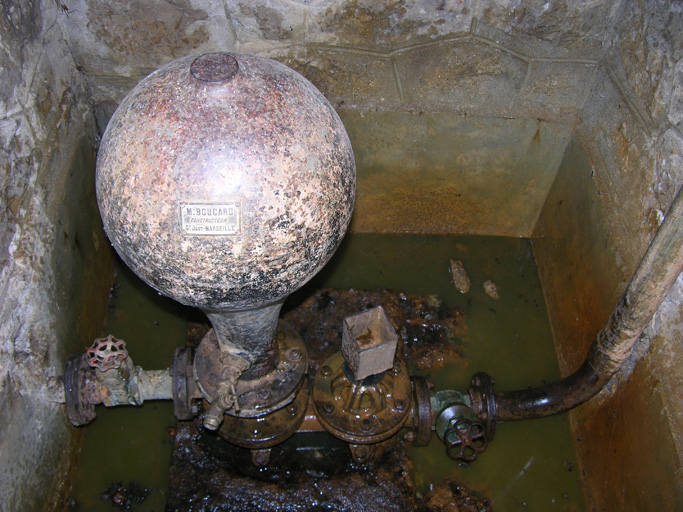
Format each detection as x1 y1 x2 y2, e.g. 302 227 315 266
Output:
443 417 488 462
166 288 488 510
468 372 497 440
312 352 412 444
137 369 173 401
64 353 97 426
193 321 307 418
218 384 309 449
172 347 200 421
86 335 128 371
96 52 356 313
205 303 283 371
407 376 433 447
64 347 177 426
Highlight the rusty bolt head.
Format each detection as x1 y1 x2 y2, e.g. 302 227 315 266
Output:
287 347 302 362
321 365 332 377
251 448 271 467
322 402 334 414
360 418 373 431
349 443 372 463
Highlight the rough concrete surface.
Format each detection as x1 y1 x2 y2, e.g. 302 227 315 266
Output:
343 111 571 236
0 1 115 510
57 1 611 126
532 1 683 509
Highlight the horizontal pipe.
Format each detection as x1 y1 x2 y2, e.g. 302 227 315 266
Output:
138 369 173 401
52 366 174 405
494 183 683 421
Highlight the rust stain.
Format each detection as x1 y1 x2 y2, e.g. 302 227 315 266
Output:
320 0 429 49
88 1 210 68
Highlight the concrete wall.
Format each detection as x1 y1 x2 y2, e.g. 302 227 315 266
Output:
533 1 683 509
0 1 115 509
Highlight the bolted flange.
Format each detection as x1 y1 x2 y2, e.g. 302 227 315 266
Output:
172 347 200 420
312 352 412 444
218 384 309 450
193 321 307 419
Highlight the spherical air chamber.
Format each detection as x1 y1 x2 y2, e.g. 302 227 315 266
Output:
96 52 356 314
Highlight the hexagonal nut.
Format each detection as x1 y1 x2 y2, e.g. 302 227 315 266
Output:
342 306 398 380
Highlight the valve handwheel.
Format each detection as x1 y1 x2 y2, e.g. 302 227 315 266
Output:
87 335 128 371
444 418 488 462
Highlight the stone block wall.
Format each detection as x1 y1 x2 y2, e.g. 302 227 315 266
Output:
533 1 683 509
0 1 115 510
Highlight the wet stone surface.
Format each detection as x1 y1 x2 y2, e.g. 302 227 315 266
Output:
167 288 486 511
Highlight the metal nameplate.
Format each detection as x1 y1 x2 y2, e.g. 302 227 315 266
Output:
180 202 240 235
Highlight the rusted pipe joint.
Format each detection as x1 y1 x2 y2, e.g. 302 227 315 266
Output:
63 355 175 426
468 372 497 439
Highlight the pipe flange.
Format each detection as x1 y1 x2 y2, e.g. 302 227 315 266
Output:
172 347 199 420
312 352 412 444
409 376 433 446
218 383 309 449
194 321 307 418
64 353 97 426
469 372 497 440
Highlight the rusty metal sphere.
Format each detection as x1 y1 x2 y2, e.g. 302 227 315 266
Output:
97 52 355 311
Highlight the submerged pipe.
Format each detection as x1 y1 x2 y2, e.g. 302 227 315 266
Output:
489 183 683 421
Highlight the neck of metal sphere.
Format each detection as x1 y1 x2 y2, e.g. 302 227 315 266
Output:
204 301 284 370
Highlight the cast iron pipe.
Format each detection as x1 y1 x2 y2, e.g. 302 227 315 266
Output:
483 183 683 421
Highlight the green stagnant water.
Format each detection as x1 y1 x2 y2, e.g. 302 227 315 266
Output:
69 234 584 511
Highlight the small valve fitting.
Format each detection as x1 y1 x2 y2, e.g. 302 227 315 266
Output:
87 335 128 371
433 388 491 463
63 336 177 426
